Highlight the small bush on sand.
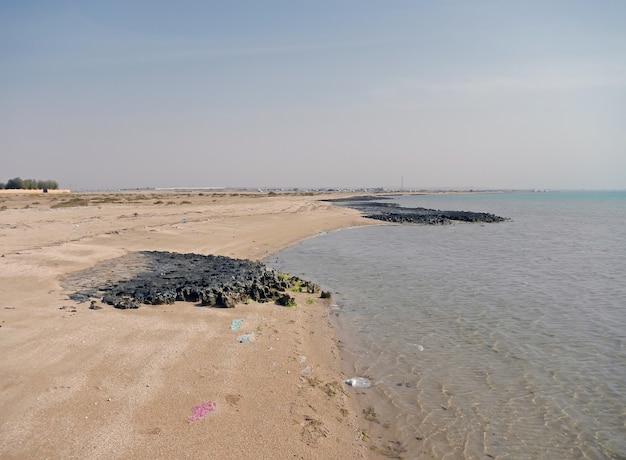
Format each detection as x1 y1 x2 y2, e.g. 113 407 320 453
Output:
51 197 89 208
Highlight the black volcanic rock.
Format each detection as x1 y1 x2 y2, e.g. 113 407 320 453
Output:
63 251 319 309
324 196 508 224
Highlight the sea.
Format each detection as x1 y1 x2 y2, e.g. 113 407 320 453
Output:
265 191 626 460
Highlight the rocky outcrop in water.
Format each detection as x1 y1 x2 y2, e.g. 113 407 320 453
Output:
64 251 318 309
325 196 507 224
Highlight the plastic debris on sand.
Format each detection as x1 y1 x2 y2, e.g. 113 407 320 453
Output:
344 377 372 388
237 333 254 343
188 401 216 421
230 319 244 330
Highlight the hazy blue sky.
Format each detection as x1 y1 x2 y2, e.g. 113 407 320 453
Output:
2 1 625 190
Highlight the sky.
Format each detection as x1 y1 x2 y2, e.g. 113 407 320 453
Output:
1 1 625 191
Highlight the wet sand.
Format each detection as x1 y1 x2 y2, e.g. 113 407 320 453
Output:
0 190 376 459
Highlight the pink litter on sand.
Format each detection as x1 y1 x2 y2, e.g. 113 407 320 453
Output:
188 401 216 421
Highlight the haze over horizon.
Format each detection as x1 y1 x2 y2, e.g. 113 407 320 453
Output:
2 1 625 191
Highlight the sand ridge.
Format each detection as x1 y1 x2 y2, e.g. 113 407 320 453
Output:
0 190 375 459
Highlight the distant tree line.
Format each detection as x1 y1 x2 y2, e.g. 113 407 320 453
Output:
0 177 59 190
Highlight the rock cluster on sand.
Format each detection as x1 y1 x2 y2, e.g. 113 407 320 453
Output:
325 196 508 224
64 251 319 309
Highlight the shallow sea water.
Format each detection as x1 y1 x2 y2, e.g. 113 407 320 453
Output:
266 192 626 459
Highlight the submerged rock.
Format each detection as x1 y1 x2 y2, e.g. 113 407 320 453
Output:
325 196 508 224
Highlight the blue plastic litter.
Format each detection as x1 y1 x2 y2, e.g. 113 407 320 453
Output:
230 319 244 331
237 333 254 343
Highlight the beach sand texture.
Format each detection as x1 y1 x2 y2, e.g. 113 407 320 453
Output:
0 191 373 459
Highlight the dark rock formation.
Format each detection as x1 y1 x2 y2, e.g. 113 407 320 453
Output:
276 293 296 307
63 251 319 309
325 196 508 224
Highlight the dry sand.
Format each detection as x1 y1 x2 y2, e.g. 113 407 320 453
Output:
0 190 378 459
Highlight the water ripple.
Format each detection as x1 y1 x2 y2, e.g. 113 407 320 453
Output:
268 192 626 459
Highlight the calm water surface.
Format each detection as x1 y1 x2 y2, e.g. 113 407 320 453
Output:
266 192 626 459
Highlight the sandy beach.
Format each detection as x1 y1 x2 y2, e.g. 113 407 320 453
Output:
0 190 376 459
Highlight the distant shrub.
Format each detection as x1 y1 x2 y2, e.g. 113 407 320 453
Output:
51 197 89 208
38 180 59 190
5 177 23 189
3 177 59 190
90 196 123 204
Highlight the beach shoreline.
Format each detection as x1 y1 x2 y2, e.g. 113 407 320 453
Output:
0 190 380 459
